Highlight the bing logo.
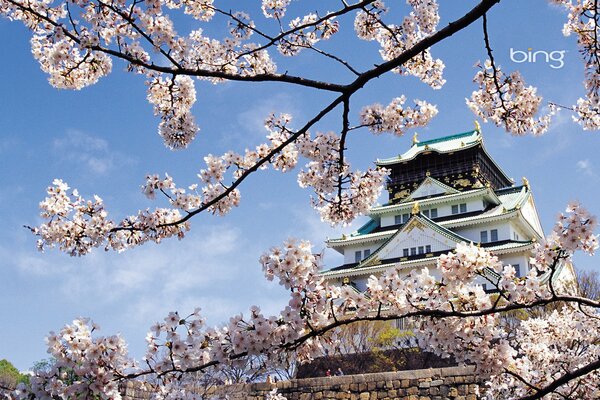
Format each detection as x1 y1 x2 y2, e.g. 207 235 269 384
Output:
509 47 566 69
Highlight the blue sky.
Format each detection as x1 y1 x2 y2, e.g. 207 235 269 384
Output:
1 1 600 371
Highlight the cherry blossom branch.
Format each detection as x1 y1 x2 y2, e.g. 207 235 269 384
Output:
213 0 379 60
346 0 501 94
3 0 347 93
518 358 600 400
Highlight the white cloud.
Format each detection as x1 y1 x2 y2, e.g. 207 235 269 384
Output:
219 93 302 148
577 159 596 177
52 130 136 175
8 221 288 328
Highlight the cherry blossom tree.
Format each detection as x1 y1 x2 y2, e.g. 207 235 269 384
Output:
1 0 600 399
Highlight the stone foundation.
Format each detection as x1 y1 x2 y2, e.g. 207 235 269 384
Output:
122 366 483 399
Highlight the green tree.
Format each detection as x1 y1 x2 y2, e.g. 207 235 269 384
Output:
0 359 29 390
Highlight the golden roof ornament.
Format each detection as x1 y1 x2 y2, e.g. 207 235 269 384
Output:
411 201 420 215
522 176 530 188
412 132 419 146
474 120 481 133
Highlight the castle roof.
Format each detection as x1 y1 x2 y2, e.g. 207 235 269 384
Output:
376 130 481 166
327 185 534 247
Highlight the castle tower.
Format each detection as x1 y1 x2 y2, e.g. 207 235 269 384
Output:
321 128 565 293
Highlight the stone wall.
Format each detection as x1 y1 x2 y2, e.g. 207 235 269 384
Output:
122 366 483 399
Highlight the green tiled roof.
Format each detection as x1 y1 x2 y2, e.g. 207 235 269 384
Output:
376 130 481 165
416 130 476 147
356 218 378 236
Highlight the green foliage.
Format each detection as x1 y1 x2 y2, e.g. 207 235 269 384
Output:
0 359 29 389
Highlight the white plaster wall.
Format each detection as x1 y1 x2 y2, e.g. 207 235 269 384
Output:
379 198 486 228
342 244 381 264
338 251 531 292
521 196 544 237
381 215 396 227
509 222 528 241
454 222 510 243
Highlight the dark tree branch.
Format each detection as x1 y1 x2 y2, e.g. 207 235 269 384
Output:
517 358 600 400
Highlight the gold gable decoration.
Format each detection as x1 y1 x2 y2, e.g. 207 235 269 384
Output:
412 132 419 145
404 218 425 233
411 201 420 215
362 255 381 267
393 189 410 201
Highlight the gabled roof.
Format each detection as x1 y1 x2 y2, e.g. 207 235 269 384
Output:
403 176 459 202
327 185 535 248
348 213 470 270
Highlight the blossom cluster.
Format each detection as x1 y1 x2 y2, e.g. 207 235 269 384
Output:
13 318 134 399
32 179 190 256
467 61 553 135
485 306 600 399
355 0 446 89
552 0 600 130
30 35 113 90
278 14 340 56
360 95 438 136
147 75 199 149
296 131 388 225
530 201 598 271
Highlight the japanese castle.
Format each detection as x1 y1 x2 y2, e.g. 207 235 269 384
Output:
321 126 558 291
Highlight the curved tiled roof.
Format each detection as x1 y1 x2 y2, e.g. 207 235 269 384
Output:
375 129 512 184
376 130 481 165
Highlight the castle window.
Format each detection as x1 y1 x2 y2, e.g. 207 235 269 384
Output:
402 213 410 223
460 203 467 213
451 205 458 214
430 208 438 218
355 251 361 263
418 246 424 254
410 247 416 256
490 229 498 241
403 248 409 257
426 245 431 253
480 231 488 243
423 209 429 218
395 215 402 225
514 264 521 277
364 249 371 258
